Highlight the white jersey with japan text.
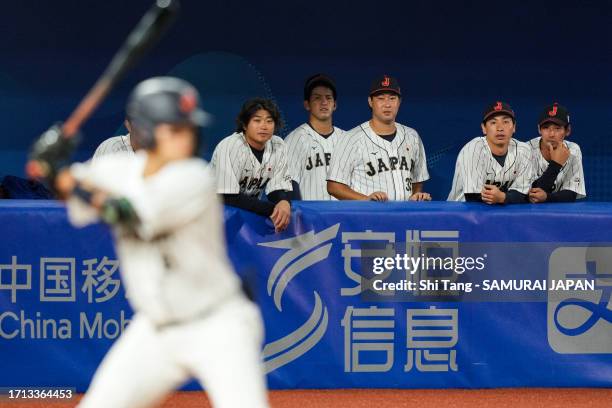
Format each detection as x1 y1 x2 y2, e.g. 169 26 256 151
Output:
285 123 344 200
327 121 429 200
210 132 292 197
67 152 242 326
528 137 586 198
447 136 533 201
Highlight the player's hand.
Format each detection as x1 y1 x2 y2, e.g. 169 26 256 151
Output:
548 142 570 166
270 200 291 233
481 184 505 205
54 169 76 199
367 191 388 201
528 187 548 203
409 192 431 201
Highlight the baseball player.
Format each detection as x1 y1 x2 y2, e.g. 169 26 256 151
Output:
211 98 292 232
92 118 137 162
447 101 533 204
54 77 269 408
528 103 586 203
284 74 344 200
327 75 430 201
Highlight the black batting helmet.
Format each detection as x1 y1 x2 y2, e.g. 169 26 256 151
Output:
126 77 209 149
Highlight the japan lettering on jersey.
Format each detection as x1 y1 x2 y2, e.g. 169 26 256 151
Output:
327 121 429 200
528 137 586 198
285 123 344 200
448 137 533 201
211 132 292 197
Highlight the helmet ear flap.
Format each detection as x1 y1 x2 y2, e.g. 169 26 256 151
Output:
129 118 155 149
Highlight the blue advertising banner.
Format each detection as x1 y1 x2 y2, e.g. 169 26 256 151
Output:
1 200 611 391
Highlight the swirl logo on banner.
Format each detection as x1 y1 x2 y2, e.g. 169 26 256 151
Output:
258 224 340 373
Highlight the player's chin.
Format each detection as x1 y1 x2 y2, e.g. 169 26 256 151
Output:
256 133 273 142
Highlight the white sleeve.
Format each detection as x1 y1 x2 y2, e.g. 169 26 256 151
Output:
327 133 357 186
284 131 304 183
92 136 131 163
265 142 292 194
509 148 534 194
126 162 216 240
65 159 117 227
561 144 586 198
210 139 241 194
412 132 430 183
92 139 114 162
447 149 466 201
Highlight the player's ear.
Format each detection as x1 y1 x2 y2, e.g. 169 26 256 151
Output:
303 100 311 112
332 99 337 112
480 123 487 135
537 125 542 136
565 124 572 137
368 97 373 109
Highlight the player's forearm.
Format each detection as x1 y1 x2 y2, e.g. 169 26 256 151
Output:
267 190 292 205
504 190 528 204
221 193 275 217
327 180 369 200
546 189 578 203
290 180 302 200
411 182 423 193
531 161 562 192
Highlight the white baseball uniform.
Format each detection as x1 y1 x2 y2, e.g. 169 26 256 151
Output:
327 121 429 200
92 134 134 162
211 132 292 197
447 137 533 201
284 123 344 200
68 152 269 408
528 137 586 198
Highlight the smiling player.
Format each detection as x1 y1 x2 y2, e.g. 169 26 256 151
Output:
211 98 292 232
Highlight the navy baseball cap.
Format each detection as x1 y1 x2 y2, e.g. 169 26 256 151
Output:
304 74 337 101
483 101 515 122
369 75 401 97
538 103 570 127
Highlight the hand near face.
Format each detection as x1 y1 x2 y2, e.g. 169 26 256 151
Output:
547 142 570 166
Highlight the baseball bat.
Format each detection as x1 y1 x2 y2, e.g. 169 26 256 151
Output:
27 0 180 179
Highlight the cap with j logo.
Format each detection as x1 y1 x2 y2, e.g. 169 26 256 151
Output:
483 101 515 123
539 103 570 127
369 75 401 97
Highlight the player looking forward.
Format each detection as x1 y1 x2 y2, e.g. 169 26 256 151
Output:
284 74 344 200
211 98 292 232
327 75 430 201
528 103 586 203
447 101 533 204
